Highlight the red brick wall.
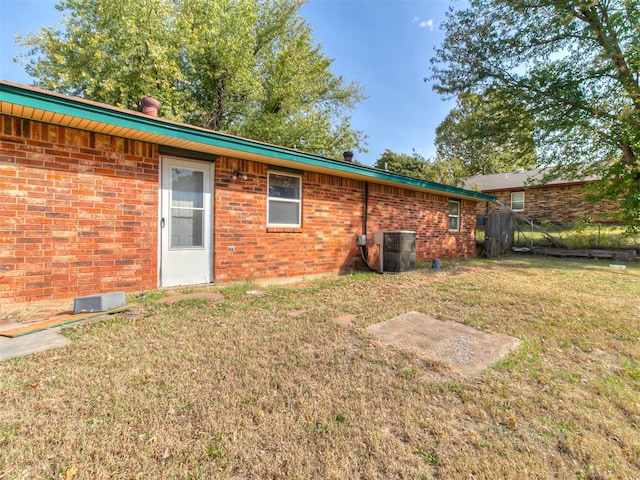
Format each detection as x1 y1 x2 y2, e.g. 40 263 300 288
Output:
1 113 477 306
213 157 366 283
0 116 158 307
478 185 620 225
367 185 477 261
213 157 476 283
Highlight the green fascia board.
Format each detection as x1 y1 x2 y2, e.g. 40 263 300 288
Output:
1 82 495 202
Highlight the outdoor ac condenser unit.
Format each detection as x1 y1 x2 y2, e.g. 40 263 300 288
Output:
373 231 416 273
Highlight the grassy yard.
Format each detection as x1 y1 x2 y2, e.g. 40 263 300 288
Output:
1 256 639 479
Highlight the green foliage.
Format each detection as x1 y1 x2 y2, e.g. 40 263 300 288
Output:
435 89 538 176
430 0 640 230
0 422 20 448
415 447 440 466
373 149 430 178
333 413 346 424
18 0 186 113
205 433 226 461
16 0 367 159
372 149 463 186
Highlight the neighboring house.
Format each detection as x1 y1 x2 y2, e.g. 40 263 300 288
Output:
464 168 620 226
0 81 493 308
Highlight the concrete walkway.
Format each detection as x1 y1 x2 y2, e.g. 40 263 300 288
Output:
0 327 71 362
0 297 75 361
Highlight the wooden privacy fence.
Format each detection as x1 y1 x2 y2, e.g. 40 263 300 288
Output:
484 212 514 257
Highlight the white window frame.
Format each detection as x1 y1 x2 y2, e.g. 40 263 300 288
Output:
448 200 460 232
511 191 525 211
267 171 302 227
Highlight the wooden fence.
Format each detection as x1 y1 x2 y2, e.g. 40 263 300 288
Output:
484 212 514 257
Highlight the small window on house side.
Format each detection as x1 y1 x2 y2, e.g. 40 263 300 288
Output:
267 172 302 227
448 200 460 231
511 191 525 211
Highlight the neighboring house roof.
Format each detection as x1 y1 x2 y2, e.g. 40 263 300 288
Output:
0 81 494 202
463 168 599 192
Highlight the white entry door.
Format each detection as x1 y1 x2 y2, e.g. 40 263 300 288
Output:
160 157 213 287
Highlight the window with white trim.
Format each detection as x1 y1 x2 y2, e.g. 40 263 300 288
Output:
511 191 525 211
267 171 302 227
448 200 460 231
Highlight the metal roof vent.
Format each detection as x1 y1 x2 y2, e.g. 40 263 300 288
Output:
140 96 161 117
343 150 354 162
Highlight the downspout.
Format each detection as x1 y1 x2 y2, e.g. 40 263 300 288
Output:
363 181 369 249
360 181 378 272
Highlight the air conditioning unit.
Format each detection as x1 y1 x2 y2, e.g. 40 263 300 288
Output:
373 231 416 273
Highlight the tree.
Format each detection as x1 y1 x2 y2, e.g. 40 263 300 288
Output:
18 0 188 114
224 1 366 155
435 89 538 176
374 149 430 178
373 149 463 186
430 0 640 229
17 0 367 159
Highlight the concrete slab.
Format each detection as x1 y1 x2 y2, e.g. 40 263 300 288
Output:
0 328 71 362
0 305 131 361
366 311 521 378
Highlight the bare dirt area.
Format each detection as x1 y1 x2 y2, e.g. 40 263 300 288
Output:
1 257 639 479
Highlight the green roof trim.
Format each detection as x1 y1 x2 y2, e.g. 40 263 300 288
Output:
1 82 495 202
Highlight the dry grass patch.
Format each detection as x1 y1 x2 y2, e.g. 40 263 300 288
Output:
1 257 639 479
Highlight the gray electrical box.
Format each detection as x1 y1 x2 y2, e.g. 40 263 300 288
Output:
73 291 126 314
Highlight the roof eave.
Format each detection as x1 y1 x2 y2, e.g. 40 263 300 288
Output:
0 81 495 202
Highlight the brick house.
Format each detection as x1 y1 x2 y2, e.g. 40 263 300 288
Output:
0 81 493 308
464 169 620 226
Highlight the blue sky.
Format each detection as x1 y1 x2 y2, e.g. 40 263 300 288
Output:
0 0 460 166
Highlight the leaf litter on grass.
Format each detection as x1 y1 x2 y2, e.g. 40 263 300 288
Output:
0 256 639 479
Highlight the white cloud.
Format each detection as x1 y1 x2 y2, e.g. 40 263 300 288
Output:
420 19 434 30
413 17 434 30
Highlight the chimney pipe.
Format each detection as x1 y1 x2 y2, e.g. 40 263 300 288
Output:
140 96 161 117
343 151 354 162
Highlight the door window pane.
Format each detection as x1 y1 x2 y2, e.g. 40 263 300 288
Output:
172 168 203 208
171 209 204 248
170 167 205 248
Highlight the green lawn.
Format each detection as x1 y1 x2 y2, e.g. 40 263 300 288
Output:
1 257 639 479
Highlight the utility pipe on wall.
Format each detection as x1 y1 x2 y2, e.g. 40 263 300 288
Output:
363 182 369 240
359 181 379 272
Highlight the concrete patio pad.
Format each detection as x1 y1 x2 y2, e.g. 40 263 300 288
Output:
367 311 521 378
0 328 71 362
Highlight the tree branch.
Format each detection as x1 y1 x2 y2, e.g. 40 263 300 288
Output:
574 3 640 114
